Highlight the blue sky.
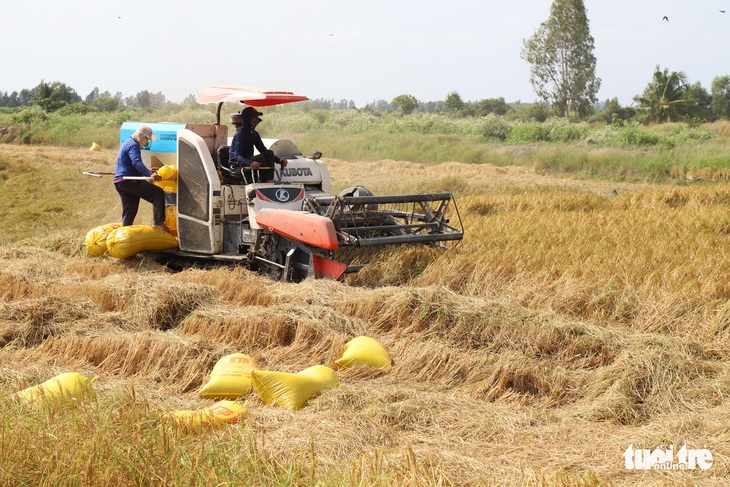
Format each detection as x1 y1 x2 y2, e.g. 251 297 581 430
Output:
2 1 728 107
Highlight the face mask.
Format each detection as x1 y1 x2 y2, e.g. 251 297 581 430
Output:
140 132 155 149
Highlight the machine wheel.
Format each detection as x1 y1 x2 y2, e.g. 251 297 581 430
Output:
249 233 310 282
250 233 286 280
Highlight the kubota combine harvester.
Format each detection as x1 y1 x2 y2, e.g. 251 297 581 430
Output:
119 85 463 282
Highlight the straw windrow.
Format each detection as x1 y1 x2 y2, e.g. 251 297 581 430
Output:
1 144 730 484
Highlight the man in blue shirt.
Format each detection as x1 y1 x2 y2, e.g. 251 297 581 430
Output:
113 124 168 231
229 106 288 183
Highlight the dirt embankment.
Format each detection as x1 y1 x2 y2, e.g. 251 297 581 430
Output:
0 126 21 144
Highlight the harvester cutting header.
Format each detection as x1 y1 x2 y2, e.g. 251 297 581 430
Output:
89 85 463 282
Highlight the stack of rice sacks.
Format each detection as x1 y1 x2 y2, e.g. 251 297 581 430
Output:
155 164 178 237
84 165 180 259
196 336 392 412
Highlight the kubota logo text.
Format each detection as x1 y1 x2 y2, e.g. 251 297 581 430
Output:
282 167 313 177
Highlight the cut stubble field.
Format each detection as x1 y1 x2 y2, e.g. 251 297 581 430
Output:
0 144 729 486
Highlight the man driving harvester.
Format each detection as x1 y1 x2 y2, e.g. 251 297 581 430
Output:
229 106 288 183
113 124 168 232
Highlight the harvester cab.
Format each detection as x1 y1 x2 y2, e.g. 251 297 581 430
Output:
123 85 464 282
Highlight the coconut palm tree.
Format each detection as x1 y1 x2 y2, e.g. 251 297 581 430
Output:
633 66 695 123
30 80 81 112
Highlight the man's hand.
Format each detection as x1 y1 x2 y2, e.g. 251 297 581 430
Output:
251 161 261 169
279 159 288 168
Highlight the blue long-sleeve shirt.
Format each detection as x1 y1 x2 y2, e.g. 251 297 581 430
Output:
229 107 283 167
114 137 153 182
229 126 275 167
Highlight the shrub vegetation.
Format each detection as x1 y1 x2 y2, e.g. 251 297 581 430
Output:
5 104 729 185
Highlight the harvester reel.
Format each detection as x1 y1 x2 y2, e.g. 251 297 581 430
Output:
338 186 377 212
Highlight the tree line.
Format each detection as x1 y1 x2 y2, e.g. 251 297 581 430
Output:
3 0 730 125
0 80 168 113
2 76 728 126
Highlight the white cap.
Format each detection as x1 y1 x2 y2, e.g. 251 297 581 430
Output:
133 124 153 140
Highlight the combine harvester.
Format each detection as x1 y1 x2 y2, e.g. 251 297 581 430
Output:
115 85 464 282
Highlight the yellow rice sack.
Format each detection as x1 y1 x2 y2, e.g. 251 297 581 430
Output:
198 353 259 399
164 205 177 237
106 225 179 259
85 223 121 256
167 400 247 432
156 180 178 193
334 336 392 371
252 365 339 411
155 165 178 193
16 372 97 408
157 164 177 180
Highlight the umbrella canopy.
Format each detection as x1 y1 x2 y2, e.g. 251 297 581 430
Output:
195 85 309 107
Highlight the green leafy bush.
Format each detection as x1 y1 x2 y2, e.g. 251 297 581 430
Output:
56 103 94 116
506 122 550 143
477 114 513 141
584 125 621 146
325 109 382 133
545 117 589 142
618 125 670 148
11 106 48 125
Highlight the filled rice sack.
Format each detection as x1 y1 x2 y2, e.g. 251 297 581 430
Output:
85 223 121 256
16 372 97 408
252 365 339 411
167 400 247 432
157 164 177 181
106 225 179 259
155 165 178 193
334 336 392 371
155 180 177 193
164 205 177 237
198 353 259 400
